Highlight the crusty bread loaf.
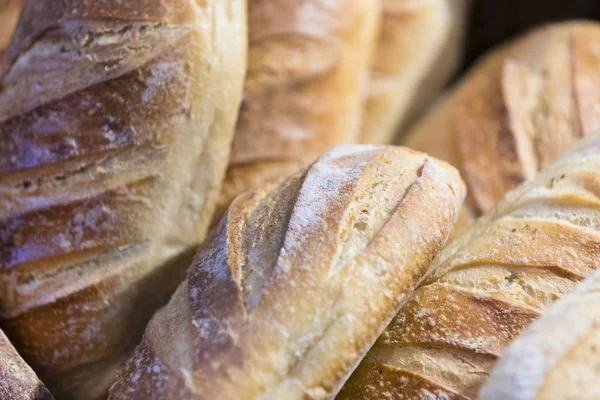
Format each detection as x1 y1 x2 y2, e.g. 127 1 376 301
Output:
0 329 54 400
0 1 246 399
338 134 600 399
360 0 469 144
108 144 465 400
0 0 22 64
480 267 600 400
403 21 600 238
214 0 381 223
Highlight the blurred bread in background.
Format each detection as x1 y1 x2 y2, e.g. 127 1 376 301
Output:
360 0 470 144
402 21 600 239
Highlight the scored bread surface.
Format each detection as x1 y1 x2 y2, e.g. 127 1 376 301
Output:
0 0 246 398
109 144 465 400
403 21 600 238
480 261 600 400
339 135 600 399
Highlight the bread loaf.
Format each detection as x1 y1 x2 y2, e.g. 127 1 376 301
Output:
0 329 54 400
0 0 21 65
403 21 600 238
338 134 600 399
108 144 465 400
0 1 246 398
360 0 469 144
215 0 381 223
480 267 600 400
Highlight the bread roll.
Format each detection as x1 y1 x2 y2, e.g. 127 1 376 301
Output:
480 267 600 400
403 21 600 238
0 1 246 398
0 329 54 400
360 0 469 144
338 134 600 399
108 144 465 400
0 0 21 64
215 0 381 223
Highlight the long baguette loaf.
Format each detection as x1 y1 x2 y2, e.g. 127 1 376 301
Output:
403 21 600 238
338 134 600 399
360 0 469 144
0 329 54 400
0 1 246 398
0 0 21 64
480 266 600 400
109 144 465 400
215 0 381 223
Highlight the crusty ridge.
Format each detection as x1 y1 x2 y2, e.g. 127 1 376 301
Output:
403 21 600 239
0 0 246 399
108 144 465 400
480 266 600 400
339 135 600 399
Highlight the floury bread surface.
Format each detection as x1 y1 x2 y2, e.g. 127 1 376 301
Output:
403 21 600 239
339 135 600 399
0 0 246 398
109 144 465 400
0 329 54 400
215 0 381 223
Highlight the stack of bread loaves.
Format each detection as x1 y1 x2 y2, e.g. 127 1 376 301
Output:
216 0 469 222
339 128 600 399
2 0 600 399
109 145 465 399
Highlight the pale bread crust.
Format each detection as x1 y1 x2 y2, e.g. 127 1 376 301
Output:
360 0 469 144
0 1 246 398
402 21 600 239
339 135 600 399
109 145 465 400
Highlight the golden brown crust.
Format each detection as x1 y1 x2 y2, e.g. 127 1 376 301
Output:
481 267 600 400
0 1 246 399
340 135 600 399
0 329 54 400
215 0 380 225
402 21 600 238
109 145 465 400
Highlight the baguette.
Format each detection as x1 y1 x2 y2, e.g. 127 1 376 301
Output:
403 21 600 238
480 267 600 400
0 1 246 398
215 0 381 223
338 134 600 399
360 0 469 144
108 144 465 400
0 329 54 400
